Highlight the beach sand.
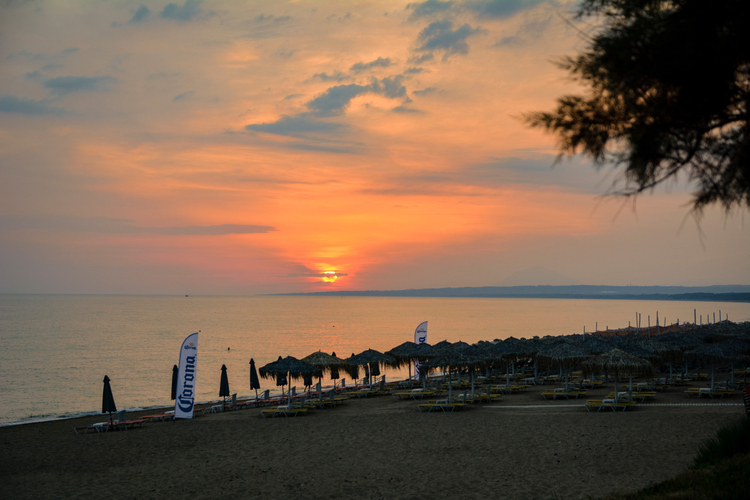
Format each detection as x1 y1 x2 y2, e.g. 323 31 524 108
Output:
1 381 744 500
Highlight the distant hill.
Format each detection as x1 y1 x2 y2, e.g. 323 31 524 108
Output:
499 267 580 286
277 285 750 302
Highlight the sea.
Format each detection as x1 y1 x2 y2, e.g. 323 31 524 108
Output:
1 294 748 426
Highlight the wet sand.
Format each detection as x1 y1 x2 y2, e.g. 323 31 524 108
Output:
1 381 744 500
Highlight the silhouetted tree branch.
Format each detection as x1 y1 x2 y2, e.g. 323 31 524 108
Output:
527 0 750 214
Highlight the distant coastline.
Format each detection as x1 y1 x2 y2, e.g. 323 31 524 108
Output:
276 285 750 302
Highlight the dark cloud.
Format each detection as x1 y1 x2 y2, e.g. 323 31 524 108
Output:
350 57 392 73
284 264 348 279
130 5 151 23
6 47 78 62
245 114 344 136
43 75 116 95
406 0 456 21
306 76 409 117
406 0 549 22
413 86 437 96
0 95 71 116
254 14 291 23
373 75 407 99
392 105 422 114
161 0 206 21
465 0 548 18
404 67 426 74
309 71 350 83
306 83 371 117
407 53 435 65
415 21 484 60
0 215 276 235
173 91 195 101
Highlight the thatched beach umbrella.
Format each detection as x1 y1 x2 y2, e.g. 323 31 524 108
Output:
537 344 589 391
249 358 261 401
102 375 117 422
582 349 653 404
385 341 435 382
419 349 477 403
259 356 322 407
219 364 230 405
302 351 359 378
301 351 357 394
347 349 395 389
684 342 750 390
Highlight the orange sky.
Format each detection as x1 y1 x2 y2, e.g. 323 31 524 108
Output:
1 0 748 294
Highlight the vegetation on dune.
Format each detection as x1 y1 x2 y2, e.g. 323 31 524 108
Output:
603 416 750 499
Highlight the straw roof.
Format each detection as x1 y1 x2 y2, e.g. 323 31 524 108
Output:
259 356 322 380
536 344 589 370
684 342 750 364
301 351 359 378
346 349 395 369
419 350 477 373
385 341 435 368
567 334 614 355
581 348 653 377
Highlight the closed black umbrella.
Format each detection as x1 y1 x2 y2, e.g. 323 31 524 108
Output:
219 364 230 405
303 373 313 392
171 364 178 401
249 358 261 400
102 375 117 422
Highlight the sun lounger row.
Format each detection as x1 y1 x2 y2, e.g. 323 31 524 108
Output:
684 387 734 398
418 400 467 412
541 388 587 400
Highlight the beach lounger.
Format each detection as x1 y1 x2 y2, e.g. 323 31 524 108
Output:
260 405 309 418
684 387 733 398
585 399 637 412
417 399 466 412
542 389 587 400
141 411 176 422
392 389 435 400
74 418 147 434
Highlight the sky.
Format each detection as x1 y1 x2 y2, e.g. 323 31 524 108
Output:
1 0 748 295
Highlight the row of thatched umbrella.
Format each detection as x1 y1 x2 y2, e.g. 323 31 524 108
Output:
215 322 750 405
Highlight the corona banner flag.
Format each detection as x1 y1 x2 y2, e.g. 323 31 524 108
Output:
413 321 428 380
174 332 199 419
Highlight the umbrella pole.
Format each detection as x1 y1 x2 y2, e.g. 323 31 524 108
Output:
288 371 292 407
711 363 715 391
628 373 633 400
448 368 452 404
614 376 618 405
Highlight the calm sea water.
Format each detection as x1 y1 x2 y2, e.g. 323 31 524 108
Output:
1 294 748 425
